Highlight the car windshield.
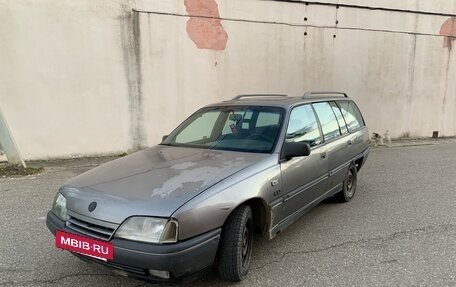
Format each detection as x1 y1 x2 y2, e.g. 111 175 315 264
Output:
162 106 284 153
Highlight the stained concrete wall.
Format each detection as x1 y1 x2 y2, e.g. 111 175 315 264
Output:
0 0 455 160
0 0 134 160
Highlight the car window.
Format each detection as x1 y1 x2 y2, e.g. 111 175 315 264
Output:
312 102 341 142
338 101 365 132
286 105 322 147
330 102 348 135
221 110 279 134
166 107 283 153
256 112 281 127
175 111 220 143
221 111 246 135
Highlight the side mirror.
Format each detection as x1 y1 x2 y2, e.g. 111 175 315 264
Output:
281 141 311 160
162 135 168 142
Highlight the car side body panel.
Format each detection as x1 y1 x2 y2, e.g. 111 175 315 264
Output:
172 155 282 240
325 133 355 190
279 145 328 221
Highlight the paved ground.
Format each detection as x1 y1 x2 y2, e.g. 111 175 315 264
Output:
1 139 456 287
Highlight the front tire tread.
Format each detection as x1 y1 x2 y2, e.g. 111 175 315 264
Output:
217 205 253 282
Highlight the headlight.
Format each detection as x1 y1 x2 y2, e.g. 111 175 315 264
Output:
51 193 68 220
114 217 178 244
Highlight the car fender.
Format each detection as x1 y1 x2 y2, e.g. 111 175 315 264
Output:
172 155 282 241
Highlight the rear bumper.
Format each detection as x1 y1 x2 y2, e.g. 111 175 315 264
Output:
46 211 220 281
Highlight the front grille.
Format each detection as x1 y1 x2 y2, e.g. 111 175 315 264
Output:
74 253 147 276
66 215 117 241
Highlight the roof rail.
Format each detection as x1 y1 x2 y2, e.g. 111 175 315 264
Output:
231 94 288 101
302 91 348 98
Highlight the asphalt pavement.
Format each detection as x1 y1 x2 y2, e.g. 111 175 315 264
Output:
1 139 456 287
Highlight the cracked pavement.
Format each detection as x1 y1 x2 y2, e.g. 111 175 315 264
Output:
1 140 456 286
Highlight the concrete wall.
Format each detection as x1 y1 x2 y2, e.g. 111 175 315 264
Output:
0 0 455 160
0 0 133 160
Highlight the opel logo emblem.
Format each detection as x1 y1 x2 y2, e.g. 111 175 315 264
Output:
88 202 97 212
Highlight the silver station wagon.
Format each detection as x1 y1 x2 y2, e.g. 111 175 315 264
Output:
46 92 369 282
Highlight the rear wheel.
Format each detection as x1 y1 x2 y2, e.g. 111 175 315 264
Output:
217 205 254 281
335 164 357 202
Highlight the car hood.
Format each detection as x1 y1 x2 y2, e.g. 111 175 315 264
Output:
62 145 269 224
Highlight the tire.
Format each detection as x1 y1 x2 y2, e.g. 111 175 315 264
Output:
335 164 358 202
217 205 254 281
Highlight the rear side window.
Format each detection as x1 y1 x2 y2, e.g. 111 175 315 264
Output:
312 102 341 142
329 102 348 135
286 105 322 147
338 101 365 132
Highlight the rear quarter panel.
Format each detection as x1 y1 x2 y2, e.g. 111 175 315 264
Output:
350 126 370 161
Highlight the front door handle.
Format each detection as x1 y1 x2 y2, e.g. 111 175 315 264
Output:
347 140 352 146
321 152 327 159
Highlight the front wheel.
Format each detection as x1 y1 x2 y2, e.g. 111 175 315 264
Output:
335 164 358 202
217 205 254 281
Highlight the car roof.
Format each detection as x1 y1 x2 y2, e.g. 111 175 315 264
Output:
206 93 353 109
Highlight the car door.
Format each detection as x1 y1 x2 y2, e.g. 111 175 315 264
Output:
312 101 351 191
337 100 369 160
279 104 328 220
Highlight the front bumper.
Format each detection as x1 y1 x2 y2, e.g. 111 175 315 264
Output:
46 211 220 281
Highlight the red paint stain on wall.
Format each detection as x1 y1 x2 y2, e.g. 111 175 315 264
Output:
184 0 228 51
440 17 456 51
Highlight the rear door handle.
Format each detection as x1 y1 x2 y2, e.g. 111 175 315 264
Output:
321 152 327 159
347 140 352 147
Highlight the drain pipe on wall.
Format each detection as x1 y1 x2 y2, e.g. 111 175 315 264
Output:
0 107 26 168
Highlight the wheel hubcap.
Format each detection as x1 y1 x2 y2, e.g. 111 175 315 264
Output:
346 170 354 197
241 220 253 268
242 228 248 255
